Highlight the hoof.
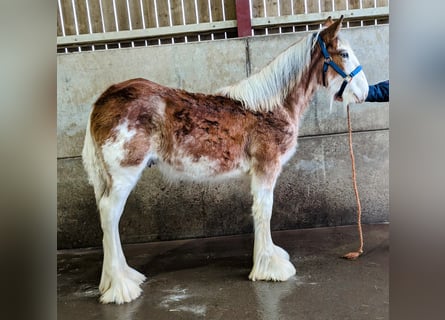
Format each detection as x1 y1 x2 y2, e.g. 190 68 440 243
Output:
99 267 146 304
249 251 296 281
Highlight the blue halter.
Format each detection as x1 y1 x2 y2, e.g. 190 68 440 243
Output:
316 35 363 99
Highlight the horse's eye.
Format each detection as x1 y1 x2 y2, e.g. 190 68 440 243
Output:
339 51 349 59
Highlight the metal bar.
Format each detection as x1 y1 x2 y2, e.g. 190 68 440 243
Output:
263 0 268 35
167 0 174 43
71 0 80 51
140 0 146 29
208 0 214 40
98 0 108 49
99 0 106 32
193 0 201 41
290 0 295 32
181 0 186 25
180 0 188 42
167 0 173 26
71 0 80 35
374 0 378 25
154 0 161 45
126 0 132 30
57 20 238 46
235 0 252 37
221 0 227 39
57 0 66 37
85 0 93 34
154 0 160 27
112 0 120 47
85 0 93 50
112 0 119 31
194 0 201 41
125 0 134 47
194 0 200 23
221 0 227 20
139 0 147 46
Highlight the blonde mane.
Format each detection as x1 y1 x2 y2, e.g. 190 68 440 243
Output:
217 34 316 112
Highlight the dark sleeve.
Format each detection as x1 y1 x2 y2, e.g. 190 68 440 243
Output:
365 80 389 102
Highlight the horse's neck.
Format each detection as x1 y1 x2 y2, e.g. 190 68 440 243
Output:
284 57 323 120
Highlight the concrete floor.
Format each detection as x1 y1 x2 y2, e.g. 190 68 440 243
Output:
57 224 388 320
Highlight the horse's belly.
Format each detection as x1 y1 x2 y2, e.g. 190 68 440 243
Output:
157 154 248 182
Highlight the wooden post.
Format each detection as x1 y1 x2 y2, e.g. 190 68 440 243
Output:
235 0 252 37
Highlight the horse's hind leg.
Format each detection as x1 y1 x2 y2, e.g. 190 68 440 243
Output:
97 154 150 304
248 164 296 281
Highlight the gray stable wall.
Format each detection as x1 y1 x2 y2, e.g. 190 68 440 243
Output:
57 25 389 249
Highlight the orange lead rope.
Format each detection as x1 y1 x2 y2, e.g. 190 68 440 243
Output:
343 104 364 260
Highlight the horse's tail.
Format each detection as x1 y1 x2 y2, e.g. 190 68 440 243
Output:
82 109 110 206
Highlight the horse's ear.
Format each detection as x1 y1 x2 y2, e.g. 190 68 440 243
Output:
323 16 334 27
320 15 344 43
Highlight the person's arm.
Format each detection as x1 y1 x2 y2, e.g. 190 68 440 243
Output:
365 80 389 102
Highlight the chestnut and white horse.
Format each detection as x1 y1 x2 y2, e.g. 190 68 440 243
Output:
82 16 368 304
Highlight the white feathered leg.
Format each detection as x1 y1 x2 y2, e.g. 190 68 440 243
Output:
248 175 296 281
98 180 147 304
98 187 146 304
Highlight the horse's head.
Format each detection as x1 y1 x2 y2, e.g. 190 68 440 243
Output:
317 16 368 104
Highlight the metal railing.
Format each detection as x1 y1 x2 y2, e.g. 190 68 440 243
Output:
57 0 389 53
249 0 389 35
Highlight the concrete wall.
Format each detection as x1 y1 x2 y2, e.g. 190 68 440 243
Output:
57 25 389 249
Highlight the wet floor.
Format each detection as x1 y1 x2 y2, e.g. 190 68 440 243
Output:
58 224 388 320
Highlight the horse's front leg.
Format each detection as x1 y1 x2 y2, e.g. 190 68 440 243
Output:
248 168 296 281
